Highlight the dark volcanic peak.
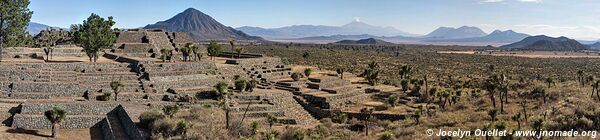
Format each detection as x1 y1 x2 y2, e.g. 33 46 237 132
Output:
334 38 394 45
501 35 589 51
144 8 262 41
425 26 487 39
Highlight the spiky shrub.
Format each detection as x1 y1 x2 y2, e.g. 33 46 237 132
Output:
163 105 179 118
139 110 165 128
380 130 396 140
291 72 301 81
292 128 306 140
45 106 67 138
234 80 247 92
175 120 188 135
336 67 345 79
214 81 229 98
303 68 312 77
245 79 258 92
235 47 246 58
251 121 261 135
387 95 398 107
267 114 278 129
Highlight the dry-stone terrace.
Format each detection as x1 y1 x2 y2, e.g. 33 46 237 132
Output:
0 29 411 139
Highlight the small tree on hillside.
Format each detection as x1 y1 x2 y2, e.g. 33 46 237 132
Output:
246 79 258 92
45 106 66 138
72 13 116 62
235 47 246 58
180 45 193 62
0 0 33 62
110 80 124 101
414 108 422 125
387 95 398 107
160 49 173 62
229 39 235 59
360 107 374 136
234 79 247 93
267 114 277 130
512 112 523 130
291 72 301 81
336 67 345 79
303 68 312 78
545 77 555 88
362 61 381 86
207 41 223 60
215 81 232 129
163 105 179 118
399 65 412 79
577 70 585 86
488 108 498 122
400 79 409 93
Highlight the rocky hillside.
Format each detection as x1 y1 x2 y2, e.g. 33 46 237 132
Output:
144 8 262 41
423 26 487 39
334 38 394 45
501 35 589 51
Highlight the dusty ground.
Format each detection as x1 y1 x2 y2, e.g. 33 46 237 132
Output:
0 127 103 140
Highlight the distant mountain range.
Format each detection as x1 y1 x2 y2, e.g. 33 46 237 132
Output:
262 24 532 46
27 22 63 36
236 21 417 39
423 26 487 39
589 42 600 50
334 38 394 45
425 30 530 43
144 8 262 41
501 35 589 51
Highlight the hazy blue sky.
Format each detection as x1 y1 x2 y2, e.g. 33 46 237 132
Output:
30 0 600 40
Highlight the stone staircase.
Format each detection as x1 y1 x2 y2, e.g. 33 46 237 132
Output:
232 92 318 126
274 76 369 109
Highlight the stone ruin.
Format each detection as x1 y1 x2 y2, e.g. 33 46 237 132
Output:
113 29 197 59
0 30 411 139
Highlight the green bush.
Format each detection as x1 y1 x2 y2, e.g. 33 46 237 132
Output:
163 105 179 118
246 79 258 92
291 72 301 81
379 130 396 140
234 80 248 92
304 68 312 77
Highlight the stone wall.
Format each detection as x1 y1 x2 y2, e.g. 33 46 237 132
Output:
120 43 154 54
228 57 284 68
116 32 146 43
12 114 105 129
146 32 173 51
20 103 119 115
169 32 195 44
